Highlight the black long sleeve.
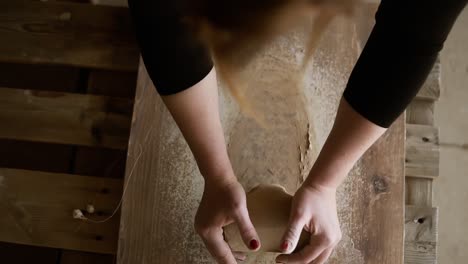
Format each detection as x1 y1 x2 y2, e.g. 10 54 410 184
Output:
128 0 213 95
128 0 466 127
343 0 467 127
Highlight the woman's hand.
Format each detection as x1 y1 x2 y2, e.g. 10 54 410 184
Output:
276 184 341 264
274 99 387 263
195 177 261 264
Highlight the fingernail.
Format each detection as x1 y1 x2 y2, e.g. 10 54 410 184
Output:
281 241 289 251
249 239 259 250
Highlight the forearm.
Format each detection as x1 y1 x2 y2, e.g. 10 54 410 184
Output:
304 98 386 189
343 0 466 127
308 0 467 189
162 68 235 184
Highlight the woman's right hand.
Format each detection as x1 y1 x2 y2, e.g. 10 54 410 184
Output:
195 176 261 263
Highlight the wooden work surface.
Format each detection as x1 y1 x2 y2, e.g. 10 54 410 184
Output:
118 6 405 264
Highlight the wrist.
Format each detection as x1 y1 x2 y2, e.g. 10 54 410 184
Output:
303 162 346 191
304 176 338 192
302 179 338 197
203 168 238 189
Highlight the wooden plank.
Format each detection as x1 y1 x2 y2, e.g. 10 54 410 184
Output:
405 177 433 206
0 1 139 71
0 168 122 254
0 87 132 149
406 100 435 125
117 62 167 264
0 242 59 264
61 250 115 264
406 125 439 178
404 206 438 264
415 59 440 101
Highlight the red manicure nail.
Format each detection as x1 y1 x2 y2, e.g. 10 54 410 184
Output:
250 239 259 250
281 241 289 251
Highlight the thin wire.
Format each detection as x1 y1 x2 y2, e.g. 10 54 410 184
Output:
79 87 155 224
82 143 144 223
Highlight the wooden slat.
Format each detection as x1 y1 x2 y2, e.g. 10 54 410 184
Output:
415 60 440 101
406 100 435 125
0 168 122 254
404 206 438 264
0 1 139 71
406 125 439 178
0 87 132 149
61 250 115 264
405 177 433 206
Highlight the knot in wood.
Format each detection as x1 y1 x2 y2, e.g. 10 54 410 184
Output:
372 175 388 194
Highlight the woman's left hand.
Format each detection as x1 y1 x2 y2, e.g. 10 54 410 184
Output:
276 184 342 264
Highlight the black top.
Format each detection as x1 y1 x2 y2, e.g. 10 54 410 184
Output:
128 0 467 128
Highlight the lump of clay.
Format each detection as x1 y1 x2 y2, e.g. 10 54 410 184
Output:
224 184 309 253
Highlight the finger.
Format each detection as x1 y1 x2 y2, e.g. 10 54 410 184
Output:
310 247 333 264
280 215 307 253
276 238 328 264
201 227 238 264
234 208 261 251
233 251 247 262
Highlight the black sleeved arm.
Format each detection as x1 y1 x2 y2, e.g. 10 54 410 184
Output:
128 0 213 95
343 0 467 128
128 0 466 127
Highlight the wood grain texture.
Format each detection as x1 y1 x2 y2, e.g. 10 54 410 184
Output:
406 100 435 125
406 125 439 178
0 168 122 254
340 116 405 264
118 7 404 263
415 60 441 101
405 177 433 206
0 87 132 149
404 206 438 264
117 62 174 264
0 1 139 71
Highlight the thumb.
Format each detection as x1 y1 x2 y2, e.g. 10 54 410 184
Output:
234 207 261 251
281 215 307 254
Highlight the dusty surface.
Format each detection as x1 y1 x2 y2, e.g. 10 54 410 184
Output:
118 4 405 264
223 16 363 264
